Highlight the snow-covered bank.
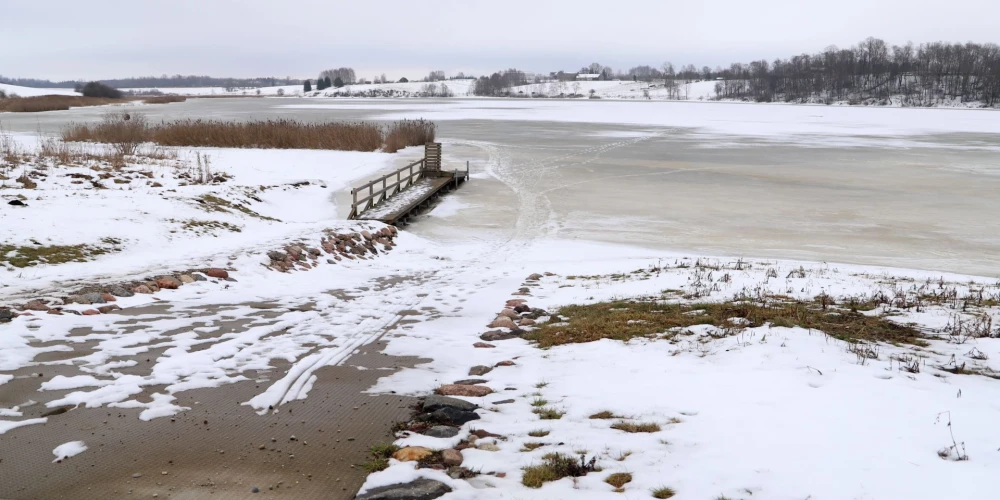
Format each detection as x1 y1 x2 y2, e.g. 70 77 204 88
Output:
0 132 413 299
359 239 1000 499
0 83 77 97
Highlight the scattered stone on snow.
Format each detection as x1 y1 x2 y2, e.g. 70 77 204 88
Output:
424 426 460 438
423 395 479 413
354 478 452 500
468 365 493 376
391 446 433 462
473 342 495 349
435 384 493 397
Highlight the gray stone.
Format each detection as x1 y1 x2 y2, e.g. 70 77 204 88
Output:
452 378 487 386
441 449 463 467
422 395 478 413
191 273 207 281
492 399 515 405
424 426 460 438
430 407 480 426
83 292 106 304
355 478 452 500
267 251 287 262
109 286 135 298
480 330 519 341
468 365 493 376
0 308 14 322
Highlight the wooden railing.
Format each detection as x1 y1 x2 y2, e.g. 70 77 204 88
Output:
348 158 426 219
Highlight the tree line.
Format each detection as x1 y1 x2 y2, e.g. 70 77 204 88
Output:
710 38 1000 106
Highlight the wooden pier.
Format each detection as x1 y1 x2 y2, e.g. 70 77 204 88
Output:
348 143 469 226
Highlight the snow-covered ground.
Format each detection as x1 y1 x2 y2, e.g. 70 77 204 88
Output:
1 98 998 498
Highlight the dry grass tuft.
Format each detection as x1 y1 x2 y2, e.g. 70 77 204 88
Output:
520 442 547 452
652 486 677 499
604 472 633 489
532 407 565 420
611 421 661 433
524 297 925 348
527 429 550 437
521 453 598 488
589 411 622 419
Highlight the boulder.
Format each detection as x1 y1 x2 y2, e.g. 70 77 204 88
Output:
473 342 495 349
526 273 543 281
110 286 134 297
132 285 153 294
205 268 229 279
468 365 493 376
430 407 480 426
453 378 488 386
424 426 460 438
178 275 195 284
191 273 207 281
441 449 463 467
423 395 479 413
494 360 516 367
97 305 121 314
435 384 492 397
514 304 531 314
83 292 106 304
101 293 117 302
156 277 181 290
480 331 518 342
355 478 451 500
22 300 50 311
391 446 432 462
498 309 518 319
488 317 517 329
505 299 527 307
145 282 160 292
81 309 101 316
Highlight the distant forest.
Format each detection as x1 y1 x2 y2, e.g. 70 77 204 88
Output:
0 75 301 89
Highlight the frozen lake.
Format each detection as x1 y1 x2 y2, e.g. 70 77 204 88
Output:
3 97 998 276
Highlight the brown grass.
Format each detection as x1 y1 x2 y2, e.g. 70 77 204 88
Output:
611 421 661 433
589 411 622 420
524 297 925 348
62 115 435 152
0 95 125 113
521 453 599 488
652 486 677 499
383 119 436 153
143 95 187 104
604 472 633 488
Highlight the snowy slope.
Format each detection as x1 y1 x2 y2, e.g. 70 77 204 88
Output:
0 83 78 97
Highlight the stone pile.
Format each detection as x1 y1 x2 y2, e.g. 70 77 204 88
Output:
265 226 397 273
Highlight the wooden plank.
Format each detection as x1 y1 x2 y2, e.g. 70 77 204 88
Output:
358 174 455 225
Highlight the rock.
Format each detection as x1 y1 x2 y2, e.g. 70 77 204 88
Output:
191 273 207 282
492 399 515 405
473 342 495 349
498 309 519 319
132 285 152 294
518 319 536 326
145 282 160 292
526 273 543 281
81 309 101 316
468 365 493 376
355 478 452 500
391 446 432 462
505 299 527 307
488 317 517 329
423 395 479 413
101 293 117 302
156 277 181 290
0 308 14 322
83 292 106 304
97 305 121 314
435 384 493 397
480 331 518 341
361 230 373 241
430 407 480 426
110 286 134 297
514 304 531 314
476 442 500 452
453 378 488 386
205 268 229 279
495 360 516 367
47 309 63 315
448 467 474 479
470 429 501 439
441 449 463 467
178 275 195 284
267 251 287 262
424 426 460 438
22 300 50 311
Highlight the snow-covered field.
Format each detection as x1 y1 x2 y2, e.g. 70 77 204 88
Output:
0 83 78 97
2 98 999 499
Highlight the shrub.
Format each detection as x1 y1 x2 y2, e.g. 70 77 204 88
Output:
80 82 122 99
304 80 312 92
652 486 676 499
398 77 409 83
522 453 599 488
605 472 633 488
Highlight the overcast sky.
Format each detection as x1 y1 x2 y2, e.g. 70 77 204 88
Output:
4 0 999 81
